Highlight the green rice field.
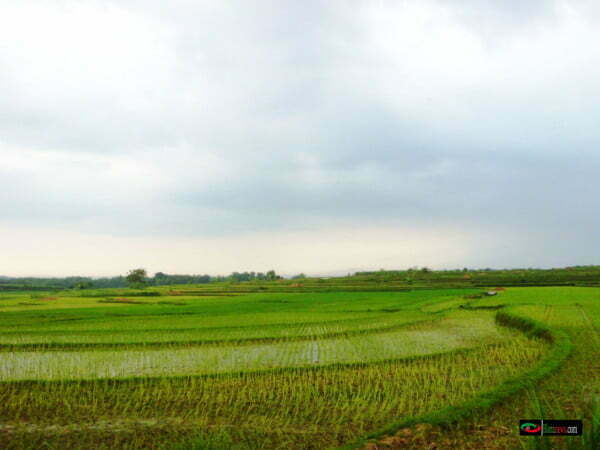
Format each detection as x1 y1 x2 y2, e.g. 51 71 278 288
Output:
0 285 597 449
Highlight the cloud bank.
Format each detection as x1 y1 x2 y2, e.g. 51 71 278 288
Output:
1 0 599 276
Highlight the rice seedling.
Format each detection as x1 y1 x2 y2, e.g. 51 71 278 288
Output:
0 334 545 449
365 287 599 449
0 312 514 381
0 286 595 449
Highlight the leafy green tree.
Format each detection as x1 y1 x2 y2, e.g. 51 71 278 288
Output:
266 270 279 281
126 268 147 288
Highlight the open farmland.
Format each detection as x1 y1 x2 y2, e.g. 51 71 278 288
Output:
0 284 598 449
4 1 600 448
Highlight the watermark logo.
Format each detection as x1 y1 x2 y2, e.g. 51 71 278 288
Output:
520 421 542 434
519 420 582 436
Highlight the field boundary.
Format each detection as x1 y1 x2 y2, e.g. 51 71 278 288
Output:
336 308 572 450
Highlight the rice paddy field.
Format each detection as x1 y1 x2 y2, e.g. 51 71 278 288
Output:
0 285 598 449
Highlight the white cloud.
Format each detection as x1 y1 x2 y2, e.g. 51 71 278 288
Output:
1 0 600 274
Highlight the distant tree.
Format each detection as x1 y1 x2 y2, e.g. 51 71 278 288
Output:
291 273 306 280
197 275 211 283
126 268 147 288
152 272 167 286
421 267 431 273
265 270 282 281
74 281 93 289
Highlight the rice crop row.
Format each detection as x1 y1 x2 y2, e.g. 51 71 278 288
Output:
0 312 431 349
363 287 599 449
0 312 509 380
0 333 546 449
2 287 583 449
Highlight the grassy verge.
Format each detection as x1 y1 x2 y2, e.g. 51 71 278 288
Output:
339 308 572 449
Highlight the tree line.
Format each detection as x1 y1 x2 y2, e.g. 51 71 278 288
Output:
0 269 283 290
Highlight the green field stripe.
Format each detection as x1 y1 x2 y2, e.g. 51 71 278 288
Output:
0 316 441 352
0 313 396 335
336 308 572 450
0 341 508 387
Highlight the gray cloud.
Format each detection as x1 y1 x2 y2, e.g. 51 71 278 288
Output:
1 0 600 274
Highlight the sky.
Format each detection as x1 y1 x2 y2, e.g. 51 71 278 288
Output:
1 0 599 277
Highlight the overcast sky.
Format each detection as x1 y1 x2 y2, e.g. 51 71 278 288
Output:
1 0 599 277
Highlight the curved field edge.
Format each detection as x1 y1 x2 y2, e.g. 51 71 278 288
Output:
0 316 442 352
337 308 573 450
